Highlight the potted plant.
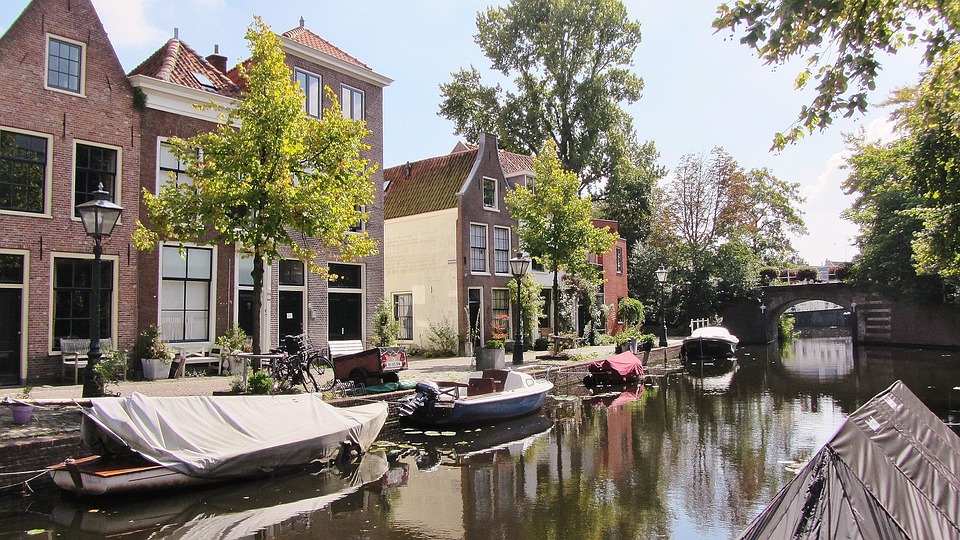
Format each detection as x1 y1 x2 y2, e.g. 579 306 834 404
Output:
10 386 34 425
95 347 128 396
216 325 248 375
476 314 508 370
136 325 175 380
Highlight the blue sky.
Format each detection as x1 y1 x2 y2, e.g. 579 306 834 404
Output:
3 0 925 264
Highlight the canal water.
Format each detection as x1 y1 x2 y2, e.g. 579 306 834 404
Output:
2 336 959 539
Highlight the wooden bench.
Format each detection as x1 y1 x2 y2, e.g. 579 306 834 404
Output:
60 338 113 384
171 343 221 377
327 340 364 358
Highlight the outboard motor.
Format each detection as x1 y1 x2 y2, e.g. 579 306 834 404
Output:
398 380 441 417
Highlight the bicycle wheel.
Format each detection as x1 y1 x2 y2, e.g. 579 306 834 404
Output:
310 352 336 391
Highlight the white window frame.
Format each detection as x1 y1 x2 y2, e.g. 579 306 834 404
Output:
493 226 511 275
340 84 364 120
159 244 216 343
393 292 413 341
482 177 498 210
469 223 489 275
348 205 366 233
0 126 53 217
48 251 118 355
328 262 367 342
72 139 122 221
492 287 512 336
45 34 86 96
616 246 624 274
157 138 195 190
295 68 322 118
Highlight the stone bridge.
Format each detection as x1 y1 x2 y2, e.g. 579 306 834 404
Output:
719 283 960 349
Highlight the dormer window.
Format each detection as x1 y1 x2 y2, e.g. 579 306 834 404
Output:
295 69 321 118
191 71 218 92
482 177 497 209
46 36 84 95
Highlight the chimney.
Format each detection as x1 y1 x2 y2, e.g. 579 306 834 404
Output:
206 44 228 73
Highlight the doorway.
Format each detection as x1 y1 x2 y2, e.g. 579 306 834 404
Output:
0 288 21 386
329 293 362 340
278 290 304 341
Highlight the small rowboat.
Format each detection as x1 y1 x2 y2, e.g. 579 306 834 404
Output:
398 369 553 426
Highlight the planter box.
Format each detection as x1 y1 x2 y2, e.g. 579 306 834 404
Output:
142 358 171 380
11 404 34 425
476 347 505 370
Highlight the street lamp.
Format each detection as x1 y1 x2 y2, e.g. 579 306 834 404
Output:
655 265 669 347
76 183 122 398
509 252 530 365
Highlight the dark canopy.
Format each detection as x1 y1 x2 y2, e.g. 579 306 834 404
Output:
739 380 960 539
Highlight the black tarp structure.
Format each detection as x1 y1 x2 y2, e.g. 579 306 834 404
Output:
739 380 960 540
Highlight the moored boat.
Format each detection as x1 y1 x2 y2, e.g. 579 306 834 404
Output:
49 393 388 495
583 351 646 386
397 369 553 426
680 326 739 363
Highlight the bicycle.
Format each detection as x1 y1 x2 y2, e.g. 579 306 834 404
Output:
270 334 336 392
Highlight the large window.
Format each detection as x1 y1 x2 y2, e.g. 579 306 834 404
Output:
494 226 511 274
394 293 413 340
341 85 364 120
47 36 83 94
74 143 117 216
53 257 113 348
492 288 511 334
470 223 488 273
236 253 255 337
0 129 47 213
158 140 193 188
482 178 497 209
161 246 212 342
295 69 322 118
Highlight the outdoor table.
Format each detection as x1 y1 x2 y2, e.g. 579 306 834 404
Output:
236 353 285 390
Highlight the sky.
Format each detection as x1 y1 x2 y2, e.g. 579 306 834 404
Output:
2 0 926 265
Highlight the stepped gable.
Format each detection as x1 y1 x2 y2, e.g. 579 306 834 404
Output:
130 38 242 98
383 149 479 219
281 25 371 70
453 141 534 176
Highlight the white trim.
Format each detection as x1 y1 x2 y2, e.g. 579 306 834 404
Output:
493 225 512 276
129 75 238 123
482 176 499 211
294 68 323 119
158 243 218 345
0 126 54 217
44 34 86 97
340 84 365 121
468 222 489 275
70 139 123 223
0 249 29 382
280 38 393 88
468 286 484 347
327 261 367 342
48 251 120 355
392 292 413 341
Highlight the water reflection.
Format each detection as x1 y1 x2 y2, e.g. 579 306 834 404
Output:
4 336 960 539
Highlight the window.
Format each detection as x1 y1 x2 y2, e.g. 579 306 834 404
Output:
53 257 113 348
329 263 362 289
0 129 48 213
341 85 364 120
616 246 623 274
47 36 83 94
295 69 322 118
524 174 535 192
394 293 413 340
494 226 511 274
158 140 193 188
492 288 511 334
279 259 304 286
349 205 366 233
161 246 212 342
74 143 117 216
469 224 487 273
482 178 497 209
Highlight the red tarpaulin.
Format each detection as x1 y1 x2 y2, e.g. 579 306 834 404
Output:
587 351 645 381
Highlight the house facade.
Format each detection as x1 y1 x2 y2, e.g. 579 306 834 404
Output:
384 134 628 353
0 0 390 385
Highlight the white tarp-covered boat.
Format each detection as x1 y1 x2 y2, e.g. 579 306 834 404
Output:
50 393 388 494
739 380 960 539
680 326 739 362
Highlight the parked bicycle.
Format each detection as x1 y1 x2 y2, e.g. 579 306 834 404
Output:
269 334 336 393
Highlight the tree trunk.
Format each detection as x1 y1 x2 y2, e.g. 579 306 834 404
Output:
551 268 560 356
251 252 265 356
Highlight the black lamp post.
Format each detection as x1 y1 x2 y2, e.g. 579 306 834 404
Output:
509 252 530 365
76 184 122 398
655 265 669 347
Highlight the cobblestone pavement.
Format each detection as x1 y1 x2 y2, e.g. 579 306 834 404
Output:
1 343 681 443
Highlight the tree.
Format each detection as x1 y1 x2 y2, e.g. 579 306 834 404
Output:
741 168 807 265
439 0 650 194
599 139 668 253
133 18 376 353
714 0 960 149
507 273 546 343
506 141 618 334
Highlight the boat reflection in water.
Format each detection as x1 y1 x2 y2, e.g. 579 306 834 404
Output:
403 413 554 468
49 451 393 539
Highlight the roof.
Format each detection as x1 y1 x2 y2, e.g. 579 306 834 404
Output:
739 380 960 539
129 38 242 98
453 142 534 176
281 26 371 71
383 150 479 219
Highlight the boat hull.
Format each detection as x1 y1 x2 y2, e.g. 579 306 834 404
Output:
680 338 737 360
403 388 549 426
49 455 214 495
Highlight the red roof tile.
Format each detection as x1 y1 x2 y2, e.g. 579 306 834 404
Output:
282 26 371 70
384 150 478 219
129 38 242 98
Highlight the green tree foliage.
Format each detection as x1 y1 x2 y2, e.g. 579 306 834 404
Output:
506 141 618 332
371 298 400 347
439 0 655 195
714 0 960 149
742 168 807 264
133 18 376 352
598 140 668 253
507 273 545 343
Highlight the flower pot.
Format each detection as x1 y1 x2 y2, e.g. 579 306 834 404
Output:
476 347 505 370
142 358 171 380
226 355 245 376
10 403 34 425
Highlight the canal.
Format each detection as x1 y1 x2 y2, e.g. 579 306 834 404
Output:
2 336 958 539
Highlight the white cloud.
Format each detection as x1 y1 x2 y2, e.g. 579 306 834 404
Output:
92 0 167 47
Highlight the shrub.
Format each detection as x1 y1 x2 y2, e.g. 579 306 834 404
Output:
485 314 509 349
248 370 272 395
424 317 458 357
95 347 128 392
215 325 247 353
617 297 645 327
778 314 798 341
371 298 400 347
795 266 819 282
758 266 779 285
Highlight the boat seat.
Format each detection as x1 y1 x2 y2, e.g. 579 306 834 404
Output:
482 369 509 391
467 377 496 396
437 381 467 401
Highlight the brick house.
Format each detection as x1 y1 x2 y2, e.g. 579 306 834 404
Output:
0 0 390 385
384 133 627 353
0 0 141 385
